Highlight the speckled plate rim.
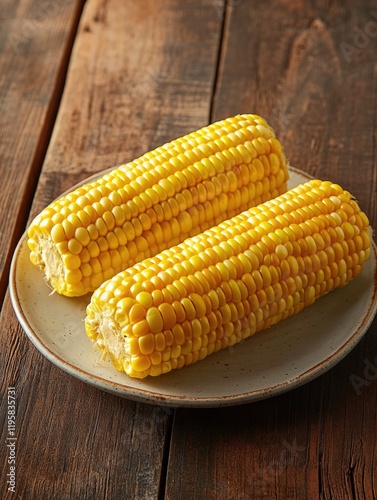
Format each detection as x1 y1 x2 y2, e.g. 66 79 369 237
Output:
9 166 377 407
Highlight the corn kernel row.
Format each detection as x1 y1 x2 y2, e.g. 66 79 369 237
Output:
27 114 289 296
85 179 372 378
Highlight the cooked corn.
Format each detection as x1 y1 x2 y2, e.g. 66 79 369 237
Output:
27 114 289 296
85 179 372 378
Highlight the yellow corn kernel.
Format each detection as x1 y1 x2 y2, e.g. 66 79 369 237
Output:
85 179 372 379
146 307 163 333
132 320 149 338
62 253 81 271
138 333 155 355
27 114 289 296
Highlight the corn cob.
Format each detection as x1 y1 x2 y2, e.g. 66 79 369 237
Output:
27 114 288 297
85 179 371 379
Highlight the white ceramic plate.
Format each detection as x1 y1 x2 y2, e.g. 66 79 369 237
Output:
9 167 377 407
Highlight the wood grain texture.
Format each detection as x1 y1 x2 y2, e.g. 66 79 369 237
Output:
166 1 377 499
1 0 224 498
0 307 172 499
0 0 84 308
213 0 377 227
2 0 377 499
29 0 225 219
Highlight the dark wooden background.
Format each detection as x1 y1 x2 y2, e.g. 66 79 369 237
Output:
1 1 376 498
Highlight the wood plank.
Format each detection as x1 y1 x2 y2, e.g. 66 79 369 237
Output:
1 0 224 498
213 0 377 226
0 0 84 308
1 325 172 498
166 1 377 498
167 388 315 499
28 0 225 219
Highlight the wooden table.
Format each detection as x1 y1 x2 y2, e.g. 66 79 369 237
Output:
2 1 377 498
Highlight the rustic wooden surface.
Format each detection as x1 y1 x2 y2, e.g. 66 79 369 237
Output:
0 0 84 306
1 0 377 499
